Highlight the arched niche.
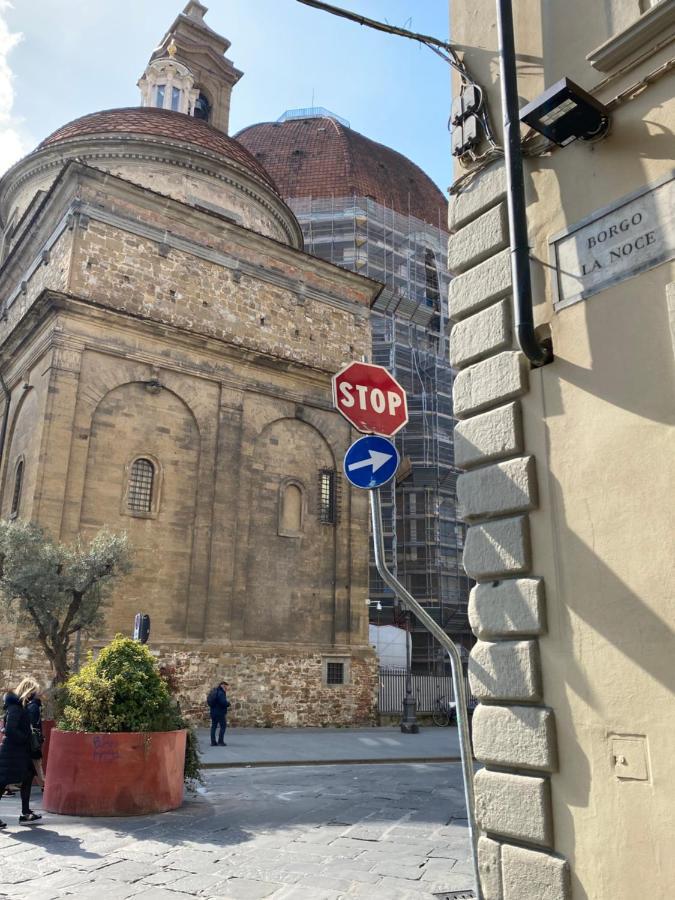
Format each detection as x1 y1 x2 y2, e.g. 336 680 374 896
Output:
242 417 338 645
79 382 200 639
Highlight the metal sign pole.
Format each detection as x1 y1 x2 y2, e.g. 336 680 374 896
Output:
370 488 482 900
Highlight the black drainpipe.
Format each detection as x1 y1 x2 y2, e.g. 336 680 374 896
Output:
496 0 553 367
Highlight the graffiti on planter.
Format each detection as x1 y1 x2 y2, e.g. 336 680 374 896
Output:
92 734 120 762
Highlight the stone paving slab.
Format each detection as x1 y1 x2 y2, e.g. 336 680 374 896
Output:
0 762 474 899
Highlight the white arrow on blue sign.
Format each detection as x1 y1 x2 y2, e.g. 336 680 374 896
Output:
343 434 400 490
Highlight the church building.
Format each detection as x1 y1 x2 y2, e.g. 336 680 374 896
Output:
0 2 382 724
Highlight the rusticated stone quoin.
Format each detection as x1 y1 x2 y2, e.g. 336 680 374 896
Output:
453 351 529 419
457 456 538 521
463 515 531 579
449 163 507 232
474 768 553 847
469 578 546 639
448 247 512 322
502 845 571 900
472 704 558 772
447 202 509 274
478 835 503 900
454 401 523 469
449 298 511 369
469 639 542 702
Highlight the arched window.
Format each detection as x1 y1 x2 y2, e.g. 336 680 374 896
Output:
279 481 304 536
10 459 23 517
127 458 155 513
193 92 211 122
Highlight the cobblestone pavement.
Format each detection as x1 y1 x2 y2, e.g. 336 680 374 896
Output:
0 763 474 899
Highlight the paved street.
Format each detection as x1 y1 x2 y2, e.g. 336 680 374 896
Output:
0 760 473 899
196 725 462 767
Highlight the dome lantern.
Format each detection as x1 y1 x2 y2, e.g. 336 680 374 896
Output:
137 53 199 116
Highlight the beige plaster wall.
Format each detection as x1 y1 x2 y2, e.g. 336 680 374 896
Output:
450 1 675 897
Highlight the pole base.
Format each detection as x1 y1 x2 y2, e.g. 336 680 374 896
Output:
400 695 419 734
400 721 420 734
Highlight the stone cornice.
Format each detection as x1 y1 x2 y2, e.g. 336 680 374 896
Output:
0 164 378 316
0 135 302 247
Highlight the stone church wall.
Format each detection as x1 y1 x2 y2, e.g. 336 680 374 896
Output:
0 165 379 727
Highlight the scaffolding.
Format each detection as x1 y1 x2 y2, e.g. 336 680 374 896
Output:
289 195 472 673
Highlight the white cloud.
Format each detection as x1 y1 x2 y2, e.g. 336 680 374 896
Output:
0 1 29 175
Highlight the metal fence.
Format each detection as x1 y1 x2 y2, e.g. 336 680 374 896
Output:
378 667 475 714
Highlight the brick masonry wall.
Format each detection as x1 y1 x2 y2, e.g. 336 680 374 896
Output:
448 163 570 900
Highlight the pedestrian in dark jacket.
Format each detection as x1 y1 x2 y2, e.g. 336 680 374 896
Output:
207 681 230 746
0 678 43 827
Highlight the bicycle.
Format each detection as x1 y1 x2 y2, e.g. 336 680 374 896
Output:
432 694 457 727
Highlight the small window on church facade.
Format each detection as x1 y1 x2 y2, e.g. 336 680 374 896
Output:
10 458 24 518
318 469 338 525
171 86 181 111
155 84 166 107
127 458 155 513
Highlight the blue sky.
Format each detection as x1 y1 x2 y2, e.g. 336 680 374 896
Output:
0 1 452 192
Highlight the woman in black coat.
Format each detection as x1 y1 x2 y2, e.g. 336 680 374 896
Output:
0 681 42 826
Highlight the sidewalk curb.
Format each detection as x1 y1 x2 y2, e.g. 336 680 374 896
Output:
202 756 462 769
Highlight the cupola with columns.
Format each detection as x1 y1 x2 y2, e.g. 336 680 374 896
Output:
138 1 242 134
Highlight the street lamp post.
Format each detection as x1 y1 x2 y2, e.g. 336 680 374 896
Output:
400 609 419 734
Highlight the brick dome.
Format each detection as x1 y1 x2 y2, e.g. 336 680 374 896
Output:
236 115 447 228
38 107 279 192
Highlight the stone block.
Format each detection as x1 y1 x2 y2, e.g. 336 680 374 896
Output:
502 845 570 900
469 578 546 639
449 248 512 322
447 203 509 274
457 456 538 521
449 299 511 369
449 163 507 231
478 836 503 900
453 352 528 420
454 402 523 469
474 769 553 847
472 705 558 772
469 640 542 702
462 515 530 580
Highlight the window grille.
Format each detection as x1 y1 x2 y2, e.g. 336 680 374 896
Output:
318 469 338 524
127 458 155 512
326 662 344 685
11 460 23 516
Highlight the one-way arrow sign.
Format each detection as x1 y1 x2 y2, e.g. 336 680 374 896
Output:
343 435 400 490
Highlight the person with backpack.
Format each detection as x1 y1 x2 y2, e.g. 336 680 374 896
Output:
207 681 230 747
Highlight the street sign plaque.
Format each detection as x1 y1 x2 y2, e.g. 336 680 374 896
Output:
343 435 400 490
332 361 408 436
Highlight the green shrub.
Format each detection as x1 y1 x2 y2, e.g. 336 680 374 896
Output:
59 635 203 785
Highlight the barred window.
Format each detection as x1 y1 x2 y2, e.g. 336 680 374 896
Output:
127 458 155 512
318 469 337 525
326 662 344 685
10 459 23 516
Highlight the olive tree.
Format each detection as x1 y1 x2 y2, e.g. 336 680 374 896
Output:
0 520 132 684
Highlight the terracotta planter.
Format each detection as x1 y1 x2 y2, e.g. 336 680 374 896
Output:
43 729 186 816
41 719 55 772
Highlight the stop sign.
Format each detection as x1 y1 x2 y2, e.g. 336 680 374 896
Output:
332 362 408 436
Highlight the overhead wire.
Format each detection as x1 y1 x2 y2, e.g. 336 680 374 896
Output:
295 0 503 173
